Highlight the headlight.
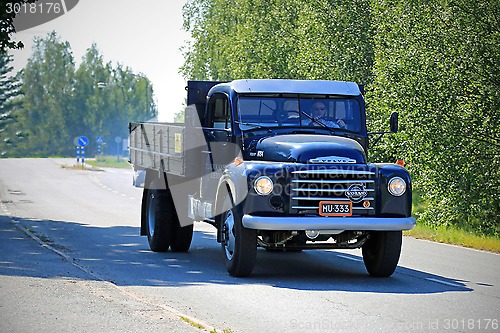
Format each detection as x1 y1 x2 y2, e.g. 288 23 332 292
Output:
388 177 406 196
254 176 273 195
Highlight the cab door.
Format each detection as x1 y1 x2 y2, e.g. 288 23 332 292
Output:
200 93 234 201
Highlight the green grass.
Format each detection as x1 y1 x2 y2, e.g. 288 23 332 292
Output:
404 224 500 253
86 155 132 169
407 190 500 253
179 316 205 330
178 315 232 333
60 164 93 171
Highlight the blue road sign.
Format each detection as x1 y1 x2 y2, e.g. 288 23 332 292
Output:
96 136 105 144
78 136 89 147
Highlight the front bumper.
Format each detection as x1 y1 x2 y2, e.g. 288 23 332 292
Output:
242 215 416 231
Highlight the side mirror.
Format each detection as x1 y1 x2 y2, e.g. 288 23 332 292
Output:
390 112 399 133
368 111 399 148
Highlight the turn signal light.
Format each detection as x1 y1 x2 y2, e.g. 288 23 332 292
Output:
395 159 405 167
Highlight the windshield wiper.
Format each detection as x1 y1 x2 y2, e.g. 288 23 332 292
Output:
300 112 357 135
300 111 337 134
235 120 268 131
235 120 264 129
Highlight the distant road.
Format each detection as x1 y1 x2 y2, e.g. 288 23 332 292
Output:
0 158 498 333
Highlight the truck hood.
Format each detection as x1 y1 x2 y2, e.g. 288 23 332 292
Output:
246 134 366 164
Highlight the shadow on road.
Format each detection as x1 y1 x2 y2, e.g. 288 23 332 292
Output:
0 215 474 294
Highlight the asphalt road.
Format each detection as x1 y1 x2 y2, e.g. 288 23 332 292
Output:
0 158 498 333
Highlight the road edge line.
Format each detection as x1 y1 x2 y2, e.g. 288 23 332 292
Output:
0 201 218 333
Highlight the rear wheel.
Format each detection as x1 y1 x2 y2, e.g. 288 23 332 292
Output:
145 185 174 252
144 173 193 252
170 223 193 252
221 195 257 277
362 231 402 277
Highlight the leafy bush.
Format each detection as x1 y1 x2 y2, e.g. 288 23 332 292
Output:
181 0 499 236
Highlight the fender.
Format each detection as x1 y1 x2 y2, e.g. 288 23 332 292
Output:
214 162 249 218
375 163 412 217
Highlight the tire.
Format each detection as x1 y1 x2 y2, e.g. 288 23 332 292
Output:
170 223 193 252
220 194 257 277
145 185 175 252
144 173 194 253
362 231 402 277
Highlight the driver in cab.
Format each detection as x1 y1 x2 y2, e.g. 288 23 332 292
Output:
307 101 346 129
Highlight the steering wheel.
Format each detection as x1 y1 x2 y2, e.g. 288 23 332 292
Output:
335 118 347 129
308 116 347 129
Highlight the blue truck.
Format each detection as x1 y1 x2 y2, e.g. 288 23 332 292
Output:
129 79 415 277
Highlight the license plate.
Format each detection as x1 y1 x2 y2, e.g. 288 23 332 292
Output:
319 201 352 217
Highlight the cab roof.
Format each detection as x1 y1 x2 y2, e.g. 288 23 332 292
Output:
211 79 361 96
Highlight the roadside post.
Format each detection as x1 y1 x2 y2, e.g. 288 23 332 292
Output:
78 136 89 168
73 137 80 163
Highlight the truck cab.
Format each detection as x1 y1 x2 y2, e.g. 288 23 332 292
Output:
130 79 415 277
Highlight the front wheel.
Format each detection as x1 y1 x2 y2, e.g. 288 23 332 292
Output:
221 195 257 277
362 231 402 277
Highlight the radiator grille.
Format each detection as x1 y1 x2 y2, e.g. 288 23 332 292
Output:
291 169 375 215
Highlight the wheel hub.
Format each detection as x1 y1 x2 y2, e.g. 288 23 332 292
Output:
147 192 155 237
223 210 235 260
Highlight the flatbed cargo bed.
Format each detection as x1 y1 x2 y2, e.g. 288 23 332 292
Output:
129 122 186 176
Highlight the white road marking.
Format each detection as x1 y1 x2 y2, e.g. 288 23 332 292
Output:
88 172 136 201
425 278 464 288
337 254 363 262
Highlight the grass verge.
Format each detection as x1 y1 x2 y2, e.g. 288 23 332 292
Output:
404 223 500 253
179 315 233 333
179 316 205 330
86 155 132 169
60 164 98 171
409 190 499 253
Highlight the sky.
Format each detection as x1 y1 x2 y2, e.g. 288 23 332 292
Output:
9 0 190 122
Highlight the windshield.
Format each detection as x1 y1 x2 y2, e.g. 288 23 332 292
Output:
237 94 361 132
